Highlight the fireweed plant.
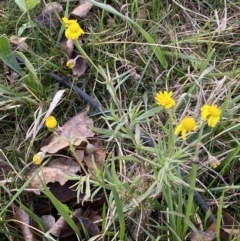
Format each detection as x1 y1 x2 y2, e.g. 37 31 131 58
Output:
151 90 222 237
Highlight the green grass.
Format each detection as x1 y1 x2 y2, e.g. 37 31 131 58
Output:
1 0 240 240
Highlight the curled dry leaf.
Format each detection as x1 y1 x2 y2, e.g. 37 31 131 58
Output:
14 207 36 241
10 35 28 51
72 56 87 78
49 208 100 238
41 111 94 154
27 157 81 194
70 0 93 18
190 222 216 241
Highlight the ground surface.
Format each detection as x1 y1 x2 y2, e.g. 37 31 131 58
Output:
1 1 240 241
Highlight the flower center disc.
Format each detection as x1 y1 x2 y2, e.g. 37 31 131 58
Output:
182 118 196 130
69 24 79 33
208 106 221 117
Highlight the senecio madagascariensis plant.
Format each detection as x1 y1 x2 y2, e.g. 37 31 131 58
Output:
174 117 197 140
62 17 84 40
45 116 57 131
201 104 221 128
155 91 176 109
32 152 45 165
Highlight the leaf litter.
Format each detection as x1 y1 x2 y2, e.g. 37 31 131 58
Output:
49 208 100 238
27 157 81 194
190 211 240 241
26 110 106 238
41 111 94 153
13 207 36 241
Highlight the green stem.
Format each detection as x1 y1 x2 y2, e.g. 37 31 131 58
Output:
183 124 204 237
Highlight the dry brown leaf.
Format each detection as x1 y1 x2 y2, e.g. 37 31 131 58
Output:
41 215 56 229
27 158 80 194
48 180 84 202
49 208 100 238
10 35 28 51
5 70 19 84
14 207 36 241
34 2 63 34
59 38 74 57
48 158 81 174
72 56 87 78
190 222 216 241
70 0 93 18
43 2 63 13
41 111 94 154
83 139 107 173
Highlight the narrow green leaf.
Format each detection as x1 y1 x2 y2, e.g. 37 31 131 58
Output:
106 169 125 240
0 35 22 74
17 52 44 97
0 84 17 96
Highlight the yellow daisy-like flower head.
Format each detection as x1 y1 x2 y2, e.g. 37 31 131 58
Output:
66 59 75 69
155 91 176 109
45 116 57 131
62 17 77 27
174 117 197 140
33 152 45 165
201 105 221 128
210 156 221 169
65 22 84 40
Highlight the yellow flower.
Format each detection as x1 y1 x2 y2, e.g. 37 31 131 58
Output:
201 105 221 128
45 116 57 131
32 152 45 165
155 91 176 109
210 156 221 169
174 117 197 140
65 22 84 40
66 59 75 69
62 17 78 27
66 55 81 69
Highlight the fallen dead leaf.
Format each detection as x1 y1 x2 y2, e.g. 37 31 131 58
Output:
43 2 63 13
14 207 36 241
190 222 216 241
10 35 28 51
190 221 232 241
41 111 94 154
49 208 100 238
34 199 53 215
41 214 55 229
27 157 80 194
70 0 93 18
34 2 63 34
5 69 19 84
59 38 74 58
48 180 83 203
82 138 107 173
72 55 87 78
